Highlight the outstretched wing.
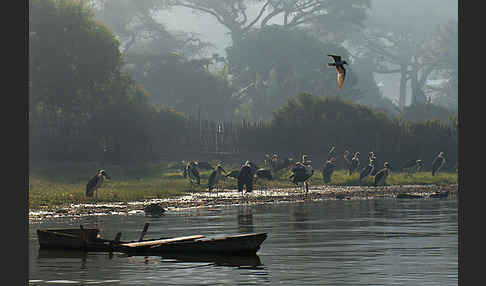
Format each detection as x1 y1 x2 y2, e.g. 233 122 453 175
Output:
336 65 346 88
328 54 341 62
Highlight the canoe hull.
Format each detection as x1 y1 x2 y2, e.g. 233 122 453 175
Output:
37 228 101 250
37 228 267 256
124 233 268 255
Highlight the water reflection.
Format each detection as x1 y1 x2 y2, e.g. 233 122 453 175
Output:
30 198 457 285
123 253 264 269
237 207 254 233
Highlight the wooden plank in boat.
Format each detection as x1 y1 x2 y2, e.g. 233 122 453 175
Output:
120 235 205 248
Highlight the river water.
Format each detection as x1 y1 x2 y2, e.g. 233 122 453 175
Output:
29 198 458 285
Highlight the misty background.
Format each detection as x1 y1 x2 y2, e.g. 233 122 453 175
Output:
29 0 458 166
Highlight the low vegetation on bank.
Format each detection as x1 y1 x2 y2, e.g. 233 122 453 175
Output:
29 161 457 210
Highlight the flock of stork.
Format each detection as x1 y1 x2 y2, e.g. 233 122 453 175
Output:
178 147 446 195
84 148 446 200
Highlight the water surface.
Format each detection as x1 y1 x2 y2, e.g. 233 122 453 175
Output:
29 198 458 285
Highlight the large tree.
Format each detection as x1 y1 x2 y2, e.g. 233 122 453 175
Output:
422 21 458 110
166 0 370 46
29 0 123 119
88 0 212 56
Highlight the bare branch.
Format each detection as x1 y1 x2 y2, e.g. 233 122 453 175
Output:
243 0 271 31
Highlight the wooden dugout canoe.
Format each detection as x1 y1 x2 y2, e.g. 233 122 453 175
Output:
119 232 268 256
36 226 267 256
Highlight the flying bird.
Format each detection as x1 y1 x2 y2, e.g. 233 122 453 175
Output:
328 55 348 88
86 169 111 200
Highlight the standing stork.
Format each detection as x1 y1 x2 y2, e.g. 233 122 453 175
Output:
343 150 352 175
328 55 348 89
86 169 111 200
254 168 273 191
432 152 446 176
374 162 391 187
350 152 361 175
183 161 200 189
402 159 423 176
290 162 314 193
359 157 376 185
208 164 226 193
238 161 254 194
322 157 337 184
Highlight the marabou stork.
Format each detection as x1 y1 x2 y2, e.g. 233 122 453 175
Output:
86 169 111 200
350 152 361 175
183 161 200 189
322 157 337 183
432 152 446 176
195 161 213 170
343 150 352 175
374 162 391 187
328 55 348 88
402 159 423 176
238 161 254 194
254 168 273 191
208 164 226 192
290 162 314 193
359 158 376 185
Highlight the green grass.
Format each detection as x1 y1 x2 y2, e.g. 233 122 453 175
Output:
28 162 457 210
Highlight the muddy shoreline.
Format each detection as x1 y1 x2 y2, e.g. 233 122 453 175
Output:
29 184 458 221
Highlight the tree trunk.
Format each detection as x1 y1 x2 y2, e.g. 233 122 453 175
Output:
399 64 408 110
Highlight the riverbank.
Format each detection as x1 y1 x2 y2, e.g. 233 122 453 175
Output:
29 183 458 221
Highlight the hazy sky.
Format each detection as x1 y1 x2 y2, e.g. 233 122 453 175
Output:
155 1 457 102
157 0 458 57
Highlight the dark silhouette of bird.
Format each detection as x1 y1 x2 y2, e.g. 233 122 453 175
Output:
359 158 376 185
254 168 273 191
195 161 213 170
183 161 200 188
350 152 361 175
255 168 272 181
226 170 240 179
402 159 423 176
343 150 352 175
322 157 337 183
328 55 348 88
86 169 111 200
432 152 446 176
208 164 226 192
269 154 293 172
374 162 391 187
238 161 254 193
290 162 314 192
